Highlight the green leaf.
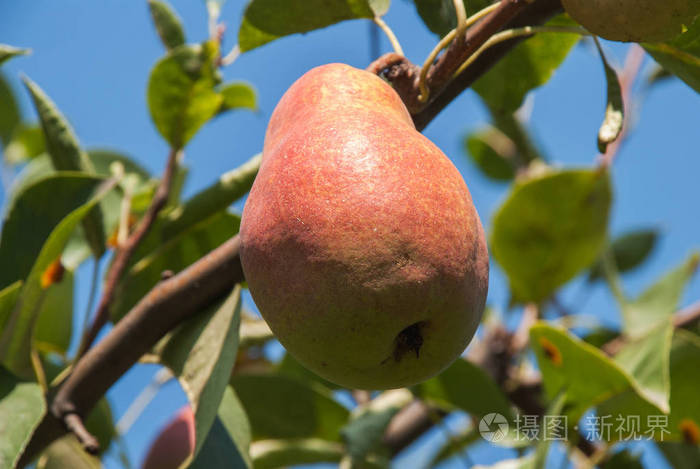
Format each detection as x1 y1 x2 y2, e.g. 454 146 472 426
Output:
158 286 243 466
33 271 74 356
219 82 257 113
644 20 700 94
250 439 344 469
3 124 46 165
473 15 579 113
418 358 513 419
368 0 390 16
657 442 700 468
148 0 186 50
341 389 413 463
0 72 21 145
238 0 381 52
489 107 546 165
412 0 492 37
84 398 116 455
588 229 659 281
491 168 612 302
7 150 153 271
594 39 624 154
621 253 699 338
190 386 252 469
0 177 113 377
22 76 106 258
36 437 101 469
614 322 673 414
0 44 30 66
530 323 662 423
0 174 104 290
598 330 700 442
231 374 350 441
601 450 644 469
0 367 46 469
147 42 223 149
111 211 240 321
0 282 22 335
465 128 517 181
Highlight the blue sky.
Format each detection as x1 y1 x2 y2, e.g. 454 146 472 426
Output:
1 1 699 467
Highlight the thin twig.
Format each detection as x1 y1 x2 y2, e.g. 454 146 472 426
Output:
373 16 404 56
64 414 99 454
77 149 181 358
452 25 588 78
417 1 502 102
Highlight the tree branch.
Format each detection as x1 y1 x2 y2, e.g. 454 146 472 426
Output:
77 148 181 357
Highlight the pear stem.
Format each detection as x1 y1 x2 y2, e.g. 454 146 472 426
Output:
418 1 502 102
452 25 590 79
373 16 405 57
453 0 468 38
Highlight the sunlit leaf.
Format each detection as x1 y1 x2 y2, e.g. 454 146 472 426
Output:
530 323 663 423
147 42 223 149
219 82 257 113
620 253 699 338
22 76 106 258
0 44 30 66
238 0 385 52
491 168 612 302
3 124 45 165
148 0 186 50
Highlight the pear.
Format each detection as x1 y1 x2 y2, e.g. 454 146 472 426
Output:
141 406 194 469
240 64 489 389
562 0 700 42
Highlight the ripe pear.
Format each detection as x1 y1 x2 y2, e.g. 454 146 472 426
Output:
141 406 194 469
240 63 489 390
562 0 700 42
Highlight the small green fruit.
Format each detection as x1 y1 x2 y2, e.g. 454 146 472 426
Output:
240 63 489 390
562 0 699 42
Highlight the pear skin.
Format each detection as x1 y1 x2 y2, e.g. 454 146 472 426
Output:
240 64 488 389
